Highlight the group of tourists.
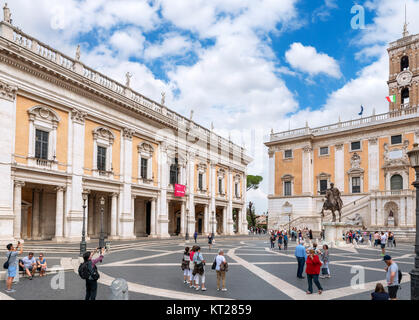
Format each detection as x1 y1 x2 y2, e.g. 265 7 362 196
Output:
294 241 330 295
249 227 266 235
373 231 396 256
269 230 289 250
4 242 48 293
181 246 228 292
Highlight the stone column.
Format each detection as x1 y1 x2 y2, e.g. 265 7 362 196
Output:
88 195 94 236
0 80 17 241
31 189 41 239
54 186 65 241
209 162 216 234
13 181 25 239
150 198 157 237
110 193 118 238
268 149 275 195
302 146 313 194
180 201 185 236
241 168 248 234
204 205 209 234
187 152 195 234
222 207 227 235
334 144 344 192
157 142 170 238
368 138 379 191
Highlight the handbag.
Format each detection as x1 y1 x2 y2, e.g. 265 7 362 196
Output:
321 267 328 275
3 252 12 270
211 259 217 270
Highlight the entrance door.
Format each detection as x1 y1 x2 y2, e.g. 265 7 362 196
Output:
145 201 151 235
198 218 203 234
176 217 181 235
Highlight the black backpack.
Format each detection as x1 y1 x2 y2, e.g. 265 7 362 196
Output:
78 261 100 281
398 269 402 285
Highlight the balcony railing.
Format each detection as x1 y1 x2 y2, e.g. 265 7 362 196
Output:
35 158 53 169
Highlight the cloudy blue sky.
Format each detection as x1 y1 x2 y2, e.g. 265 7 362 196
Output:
6 0 419 213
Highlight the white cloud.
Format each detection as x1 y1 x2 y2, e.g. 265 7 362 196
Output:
285 42 342 78
144 34 196 60
109 28 145 58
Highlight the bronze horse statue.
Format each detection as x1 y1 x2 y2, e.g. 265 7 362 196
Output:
321 187 343 222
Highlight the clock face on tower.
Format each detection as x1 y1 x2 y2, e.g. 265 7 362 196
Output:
396 70 413 86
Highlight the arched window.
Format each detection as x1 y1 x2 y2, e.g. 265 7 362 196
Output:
401 88 409 106
401 56 409 71
390 174 403 190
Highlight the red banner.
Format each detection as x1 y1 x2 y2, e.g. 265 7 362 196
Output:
174 184 186 197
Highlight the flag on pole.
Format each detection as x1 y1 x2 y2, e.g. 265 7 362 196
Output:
386 95 396 103
358 105 364 116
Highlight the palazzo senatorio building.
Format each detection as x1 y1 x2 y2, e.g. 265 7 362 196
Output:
0 6 251 243
265 25 419 240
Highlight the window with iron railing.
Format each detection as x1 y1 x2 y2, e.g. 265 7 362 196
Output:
352 177 361 193
35 129 49 160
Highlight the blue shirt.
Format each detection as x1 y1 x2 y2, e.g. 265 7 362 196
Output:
295 244 307 259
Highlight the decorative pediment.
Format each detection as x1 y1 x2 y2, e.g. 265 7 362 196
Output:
281 174 294 182
138 142 154 154
197 162 207 171
28 105 61 124
93 127 115 144
317 172 331 179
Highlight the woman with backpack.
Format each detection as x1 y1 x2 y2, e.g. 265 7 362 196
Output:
79 248 105 300
181 247 191 284
192 246 206 291
188 246 197 288
214 249 228 291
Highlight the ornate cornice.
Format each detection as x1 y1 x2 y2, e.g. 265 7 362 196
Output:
335 143 344 151
0 79 17 101
368 137 378 145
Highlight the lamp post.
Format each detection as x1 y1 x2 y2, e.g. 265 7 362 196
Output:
407 143 419 300
99 196 105 248
80 191 89 256
185 208 190 241
288 213 291 236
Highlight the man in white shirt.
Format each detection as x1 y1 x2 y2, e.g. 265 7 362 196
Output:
380 232 387 256
215 249 227 291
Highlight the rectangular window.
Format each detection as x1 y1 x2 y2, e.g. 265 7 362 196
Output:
219 179 223 194
351 141 361 151
391 135 402 145
35 129 49 160
198 173 203 190
320 180 328 194
319 147 329 156
97 146 107 172
235 183 239 197
141 158 148 179
284 181 292 196
352 177 361 193
284 150 293 159
170 159 178 184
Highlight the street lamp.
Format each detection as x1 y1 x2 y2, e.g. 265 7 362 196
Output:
99 196 105 249
185 208 190 241
407 143 419 300
80 191 89 256
288 213 291 236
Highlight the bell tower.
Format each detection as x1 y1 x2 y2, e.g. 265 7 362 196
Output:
387 10 419 111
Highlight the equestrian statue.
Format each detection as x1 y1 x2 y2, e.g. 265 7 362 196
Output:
321 183 343 222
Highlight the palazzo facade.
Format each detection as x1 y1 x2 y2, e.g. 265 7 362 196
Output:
265 28 419 240
0 12 251 243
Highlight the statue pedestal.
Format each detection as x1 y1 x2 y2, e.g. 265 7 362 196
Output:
387 217 395 227
322 222 358 247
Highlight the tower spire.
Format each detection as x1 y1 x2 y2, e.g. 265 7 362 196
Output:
403 3 409 38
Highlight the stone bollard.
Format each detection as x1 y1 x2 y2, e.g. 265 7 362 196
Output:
110 278 129 300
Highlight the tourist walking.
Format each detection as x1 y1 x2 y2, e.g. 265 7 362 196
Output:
371 283 389 300
194 231 198 243
319 244 330 278
383 255 400 300
188 246 197 287
4 241 23 293
373 231 379 247
208 234 213 250
283 232 288 251
215 249 228 291
306 249 323 295
277 232 283 250
192 246 206 291
269 233 275 250
295 241 307 279
80 248 105 300
380 232 387 256
181 247 191 284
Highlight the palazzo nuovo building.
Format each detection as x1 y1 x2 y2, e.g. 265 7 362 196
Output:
0 6 252 243
265 26 419 241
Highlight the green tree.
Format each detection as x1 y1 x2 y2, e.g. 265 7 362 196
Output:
247 175 263 191
247 201 257 228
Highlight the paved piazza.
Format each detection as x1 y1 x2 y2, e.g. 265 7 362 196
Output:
0 236 414 300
